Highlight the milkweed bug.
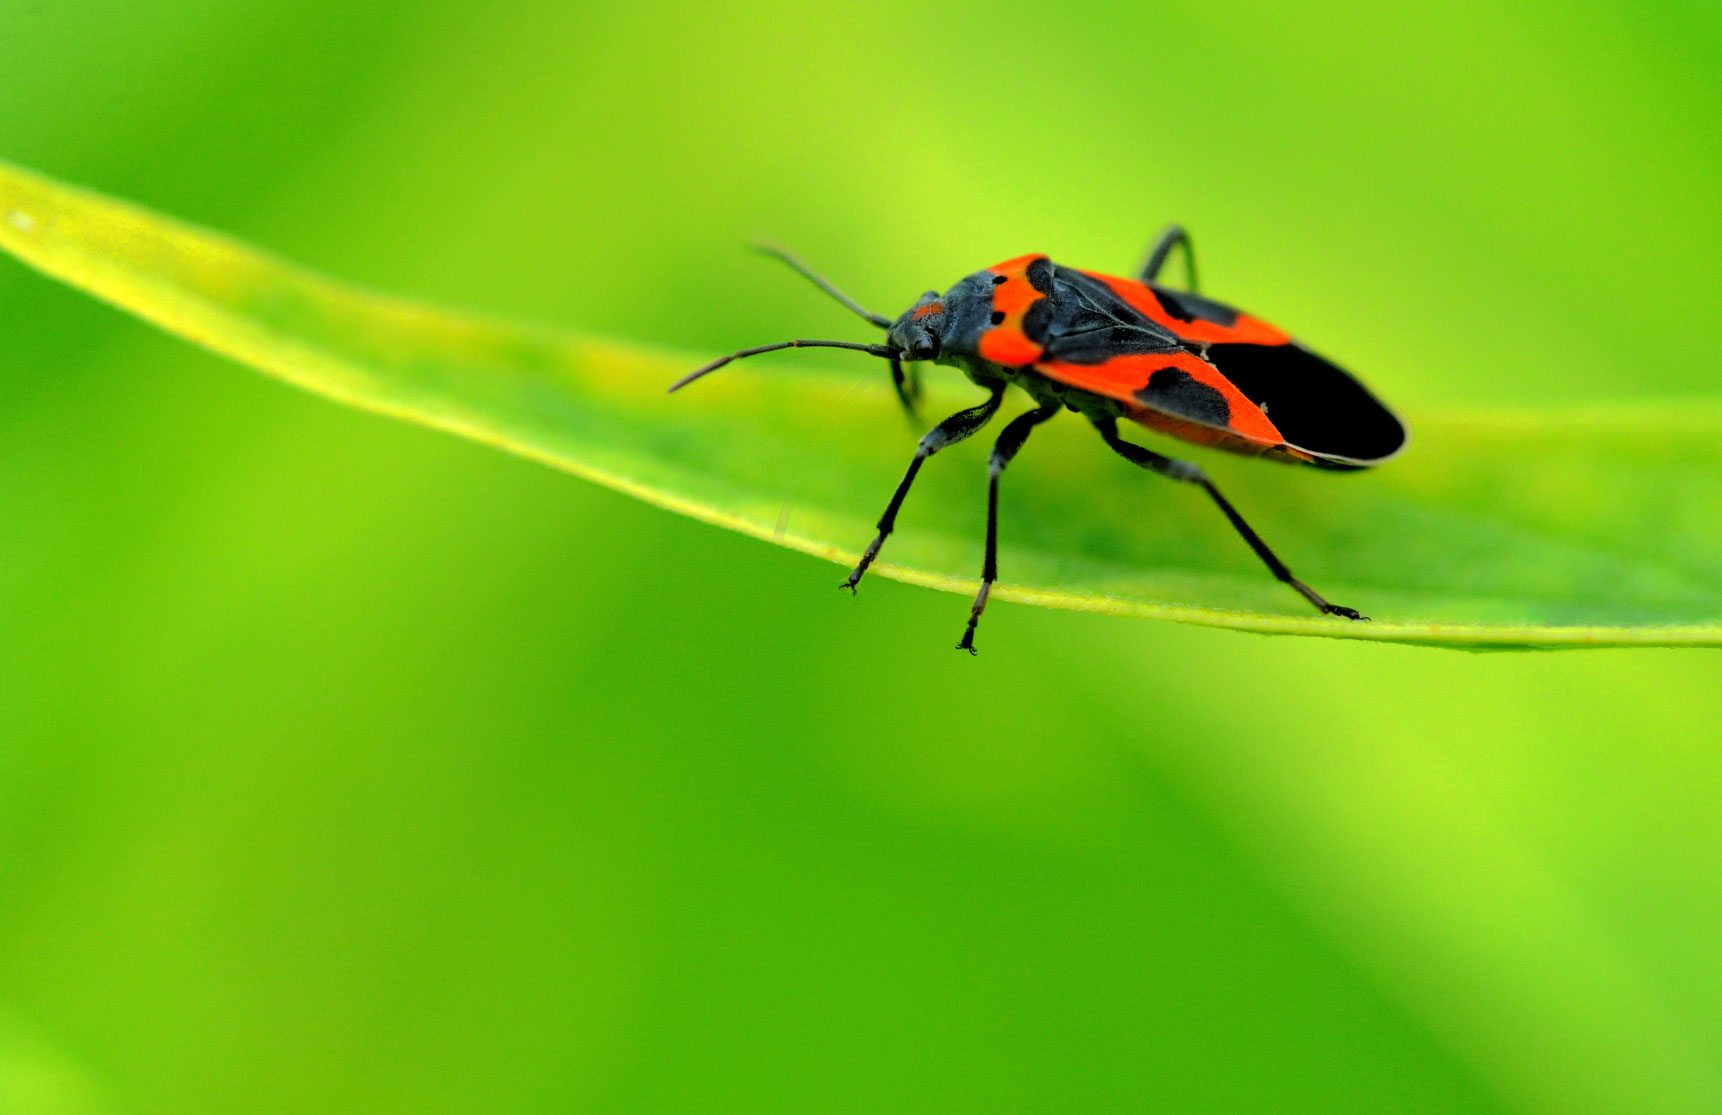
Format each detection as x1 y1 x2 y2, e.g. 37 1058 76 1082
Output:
669 226 1408 653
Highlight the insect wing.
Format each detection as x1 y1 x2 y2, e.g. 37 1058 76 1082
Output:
1060 267 1407 468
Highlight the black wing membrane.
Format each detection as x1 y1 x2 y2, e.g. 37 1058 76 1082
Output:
1202 341 1407 470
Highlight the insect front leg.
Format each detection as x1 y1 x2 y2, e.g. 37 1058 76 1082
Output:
957 401 1062 655
1091 418 1366 621
888 355 922 428
1137 224 1199 291
842 383 1006 594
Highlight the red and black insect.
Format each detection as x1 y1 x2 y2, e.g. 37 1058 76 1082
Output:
669 226 1407 653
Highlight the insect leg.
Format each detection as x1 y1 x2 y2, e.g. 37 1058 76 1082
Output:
889 354 922 428
1137 224 1199 291
957 402 1062 654
1092 418 1365 620
843 383 1007 593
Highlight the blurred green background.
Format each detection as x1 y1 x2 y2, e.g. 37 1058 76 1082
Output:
3 2 1721 1112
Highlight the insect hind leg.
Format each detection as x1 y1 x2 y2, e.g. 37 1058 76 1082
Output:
1137 224 1199 291
1091 418 1365 620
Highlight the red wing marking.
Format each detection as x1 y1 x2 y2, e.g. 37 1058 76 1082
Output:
1086 271 1291 346
977 254 1050 366
1036 350 1286 446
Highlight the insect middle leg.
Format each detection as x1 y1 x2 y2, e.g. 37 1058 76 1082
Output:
1091 418 1365 620
957 401 1062 654
1137 224 1199 291
843 383 1006 593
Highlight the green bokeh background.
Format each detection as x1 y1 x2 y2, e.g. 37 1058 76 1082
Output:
3 3 1720 1112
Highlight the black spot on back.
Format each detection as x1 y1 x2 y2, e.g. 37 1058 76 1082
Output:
990 310 1006 324
1026 257 1055 293
1151 290 1195 323
1136 367 1230 426
1150 284 1241 328
1022 299 1054 344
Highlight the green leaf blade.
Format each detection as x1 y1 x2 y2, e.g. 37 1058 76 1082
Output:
3 158 1720 648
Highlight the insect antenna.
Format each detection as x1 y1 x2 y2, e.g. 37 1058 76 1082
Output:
753 243 893 329
668 339 898 393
